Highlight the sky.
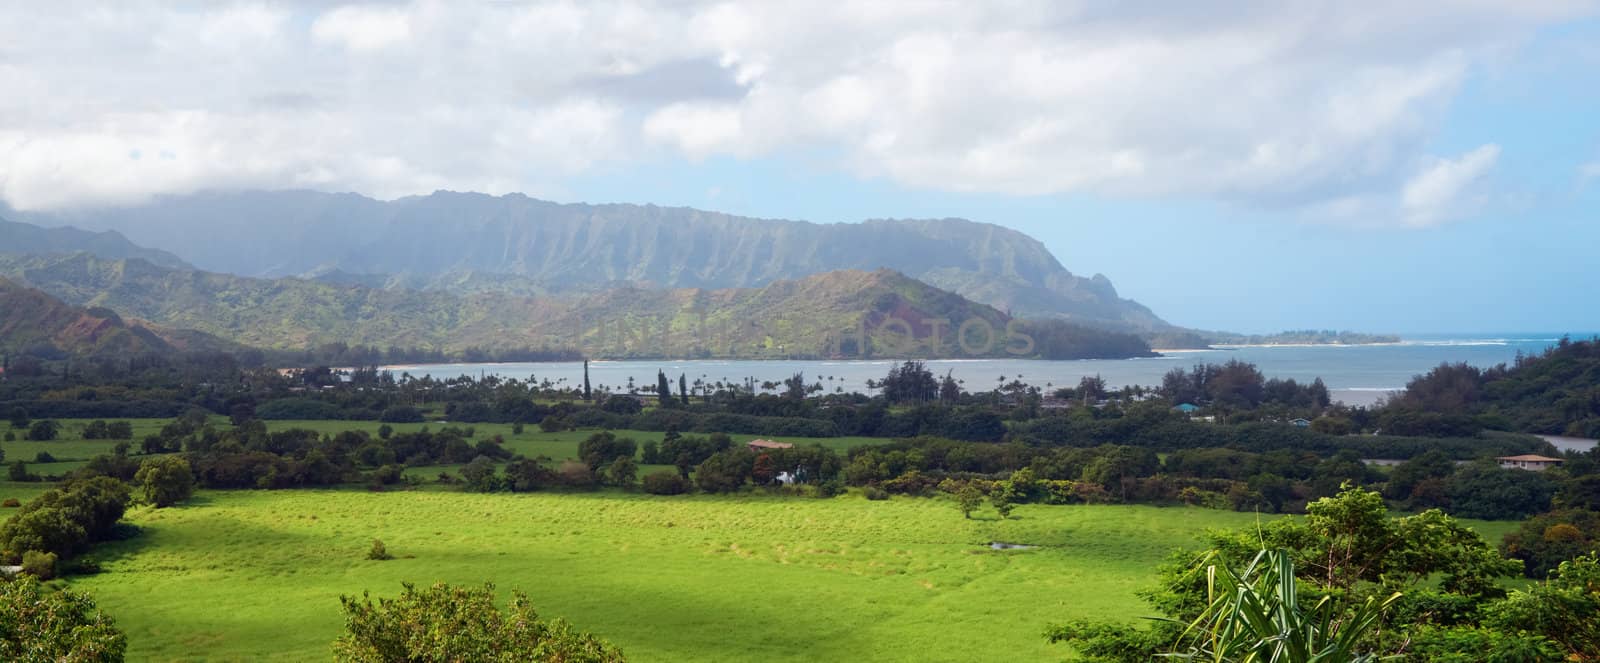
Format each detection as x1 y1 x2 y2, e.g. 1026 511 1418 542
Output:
1 1 1598 334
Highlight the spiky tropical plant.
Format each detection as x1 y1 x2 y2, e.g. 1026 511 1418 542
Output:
1164 549 1400 663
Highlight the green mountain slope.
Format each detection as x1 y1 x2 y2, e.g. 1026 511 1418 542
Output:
16 190 1170 331
0 254 1152 360
0 277 232 359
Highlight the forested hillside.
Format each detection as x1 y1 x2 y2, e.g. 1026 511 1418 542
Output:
0 278 234 361
1380 336 1600 437
0 254 1152 360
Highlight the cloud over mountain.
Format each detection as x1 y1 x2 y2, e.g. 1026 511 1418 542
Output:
0 1 1587 225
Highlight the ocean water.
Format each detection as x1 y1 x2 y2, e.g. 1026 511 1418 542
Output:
384 334 1589 407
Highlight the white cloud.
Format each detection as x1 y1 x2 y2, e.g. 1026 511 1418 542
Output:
1581 160 1600 185
1400 145 1501 227
311 5 412 51
0 1 1590 224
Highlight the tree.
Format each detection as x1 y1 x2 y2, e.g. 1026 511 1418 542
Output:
25 420 59 442
881 361 937 403
6 407 27 430
379 406 424 424
460 456 499 493
134 456 196 508
582 359 592 400
0 575 126 661
599 395 642 415
657 370 671 407
503 458 556 492
105 421 133 440
1501 510 1600 578
642 471 689 495
1077 374 1107 404
990 482 1016 519
782 372 807 400
751 453 776 485
578 432 637 471
956 483 983 519
332 582 623 662
695 450 754 493
606 457 638 489
679 373 689 405
1486 553 1600 659
939 370 961 403
1446 460 1554 520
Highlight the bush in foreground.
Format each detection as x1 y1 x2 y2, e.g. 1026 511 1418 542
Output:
0 574 126 661
332 582 623 662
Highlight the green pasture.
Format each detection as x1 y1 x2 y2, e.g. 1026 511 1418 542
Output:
71 491 1295 662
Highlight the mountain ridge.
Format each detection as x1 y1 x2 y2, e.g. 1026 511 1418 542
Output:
0 216 191 268
11 189 1169 331
0 253 1153 360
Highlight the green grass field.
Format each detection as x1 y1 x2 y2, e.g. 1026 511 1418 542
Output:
68 491 1294 662
3 419 1529 661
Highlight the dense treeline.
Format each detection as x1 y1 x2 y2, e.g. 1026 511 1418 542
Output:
1379 335 1600 437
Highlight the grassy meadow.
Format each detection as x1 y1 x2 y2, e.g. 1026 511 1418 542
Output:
73 491 1283 662
0 419 1528 661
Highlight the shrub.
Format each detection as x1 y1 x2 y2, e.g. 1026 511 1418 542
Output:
2 432 11 442
814 479 845 498
106 420 134 440
642 471 690 495
366 539 393 561
539 414 573 432
0 575 126 661
379 405 425 424
370 465 405 486
20 550 58 579
556 461 597 489
377 424 393 440
332 582 623 662
600 394 644 415
512 422 524 435
33 451 55 463
1 498 18 508
863 486 890 501
26 419 60 441
256 397 344 420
